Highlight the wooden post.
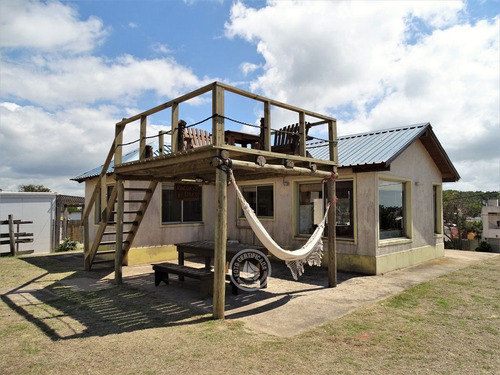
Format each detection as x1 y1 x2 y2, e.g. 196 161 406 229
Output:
139 116 147 160
263 101 271 151
327 180 337 287
159 131 165 155
213 160 227 319
115 179 124 284
212 84 225 146
327 118 338 287
100 178 107 222
115 124 124 165
8 215 15 256
171 103 179 153
212 83 227 319
84 214 90 270
299 111 306 157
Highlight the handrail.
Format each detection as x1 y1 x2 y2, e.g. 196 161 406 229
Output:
81 139 117 222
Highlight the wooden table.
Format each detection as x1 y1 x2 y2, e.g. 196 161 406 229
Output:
175 240 266 270
224 130 261 148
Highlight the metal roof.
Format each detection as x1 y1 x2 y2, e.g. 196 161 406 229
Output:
308 123 429 167
72 143 171 182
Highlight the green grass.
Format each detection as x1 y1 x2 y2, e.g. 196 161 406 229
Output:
0 254 499 375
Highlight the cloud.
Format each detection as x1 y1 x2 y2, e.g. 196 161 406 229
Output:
1 54 206 108
240 62 262 76
0 0 107 53
0 102 121 194
225 1 499 191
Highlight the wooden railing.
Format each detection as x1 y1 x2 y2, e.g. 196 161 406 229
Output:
0 215 34 256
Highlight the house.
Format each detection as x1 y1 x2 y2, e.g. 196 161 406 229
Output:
73 99 460 275
0 192 85 254
481 199 500 251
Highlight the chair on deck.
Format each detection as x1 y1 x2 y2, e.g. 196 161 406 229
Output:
178 120 212 151
271 122 311 155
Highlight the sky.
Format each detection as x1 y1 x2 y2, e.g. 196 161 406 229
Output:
0 0 499 196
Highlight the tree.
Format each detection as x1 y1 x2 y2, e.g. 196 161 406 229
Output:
18 184 51 192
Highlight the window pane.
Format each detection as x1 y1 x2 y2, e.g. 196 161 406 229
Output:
336 181 354 238
379 180 405 239
257 185 274 217
298 183 323 234
183 186 203 222
162 188 181 223
242 186 257 213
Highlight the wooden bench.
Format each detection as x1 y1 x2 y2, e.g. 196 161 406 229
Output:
152 262 214 297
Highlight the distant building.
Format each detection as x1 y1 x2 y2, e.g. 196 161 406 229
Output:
481 199 500 251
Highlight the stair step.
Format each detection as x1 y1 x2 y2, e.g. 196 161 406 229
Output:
103 231 134 236
107 221 138 226
124 200 147 203
124 187 153 192
111 210 142 215
100 240 130 246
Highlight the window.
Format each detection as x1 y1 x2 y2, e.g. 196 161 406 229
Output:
240 185 274 218
433 185 442 234
379 179 408 240
297 180 354 239
162 184 202 224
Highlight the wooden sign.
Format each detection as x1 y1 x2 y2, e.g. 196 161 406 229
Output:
174 184 200 201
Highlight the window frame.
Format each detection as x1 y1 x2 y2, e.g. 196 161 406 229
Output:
377 177 412 243
237 182 275 220
433 184 443 235
161 183 204 225
295 179 355 241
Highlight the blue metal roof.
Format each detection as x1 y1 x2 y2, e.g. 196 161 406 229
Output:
73 124 432 181
72 143 172 182
308 123 429 167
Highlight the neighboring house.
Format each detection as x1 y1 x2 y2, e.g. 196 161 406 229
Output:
481 199 500 251
73 122 460 274
0 192 84 254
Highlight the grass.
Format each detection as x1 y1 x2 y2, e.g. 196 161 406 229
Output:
0 253 499 374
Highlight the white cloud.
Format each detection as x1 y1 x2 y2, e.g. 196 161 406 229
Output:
225 1 499 191
128 22 139 29
1 54 206 108
240 62 262 76
0 0 107 53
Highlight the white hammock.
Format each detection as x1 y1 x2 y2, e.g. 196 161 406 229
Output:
229 171 329 280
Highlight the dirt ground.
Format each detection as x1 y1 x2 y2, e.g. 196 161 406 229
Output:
0 251 499 374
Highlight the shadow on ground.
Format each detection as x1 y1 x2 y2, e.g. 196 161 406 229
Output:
1 253 211 341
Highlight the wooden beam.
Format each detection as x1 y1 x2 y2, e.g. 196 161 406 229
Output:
116 82 214 126
212 84 225 146
140 116 147 160
213 156 227 319
327 180 337 287
115 179 124 284
328 119 337 163
230 159 333 178
216 82 336 122
83 215 90 270
299 111 306 157
171 103 179 153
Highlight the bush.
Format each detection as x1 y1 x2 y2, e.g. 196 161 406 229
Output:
55 238 79 252
475 241 492 252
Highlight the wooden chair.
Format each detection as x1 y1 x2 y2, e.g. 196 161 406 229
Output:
181 128 213 150
271 122 311 155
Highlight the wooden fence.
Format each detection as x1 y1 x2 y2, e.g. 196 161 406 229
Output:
0 215 34 256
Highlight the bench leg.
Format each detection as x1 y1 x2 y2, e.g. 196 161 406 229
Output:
154 270 169 286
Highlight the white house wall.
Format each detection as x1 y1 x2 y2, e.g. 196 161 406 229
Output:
0 192 56 254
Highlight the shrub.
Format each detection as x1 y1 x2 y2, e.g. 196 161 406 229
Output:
55 238 79 252
475 241 492 252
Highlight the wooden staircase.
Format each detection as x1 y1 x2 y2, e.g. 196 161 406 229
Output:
84 181 158 270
